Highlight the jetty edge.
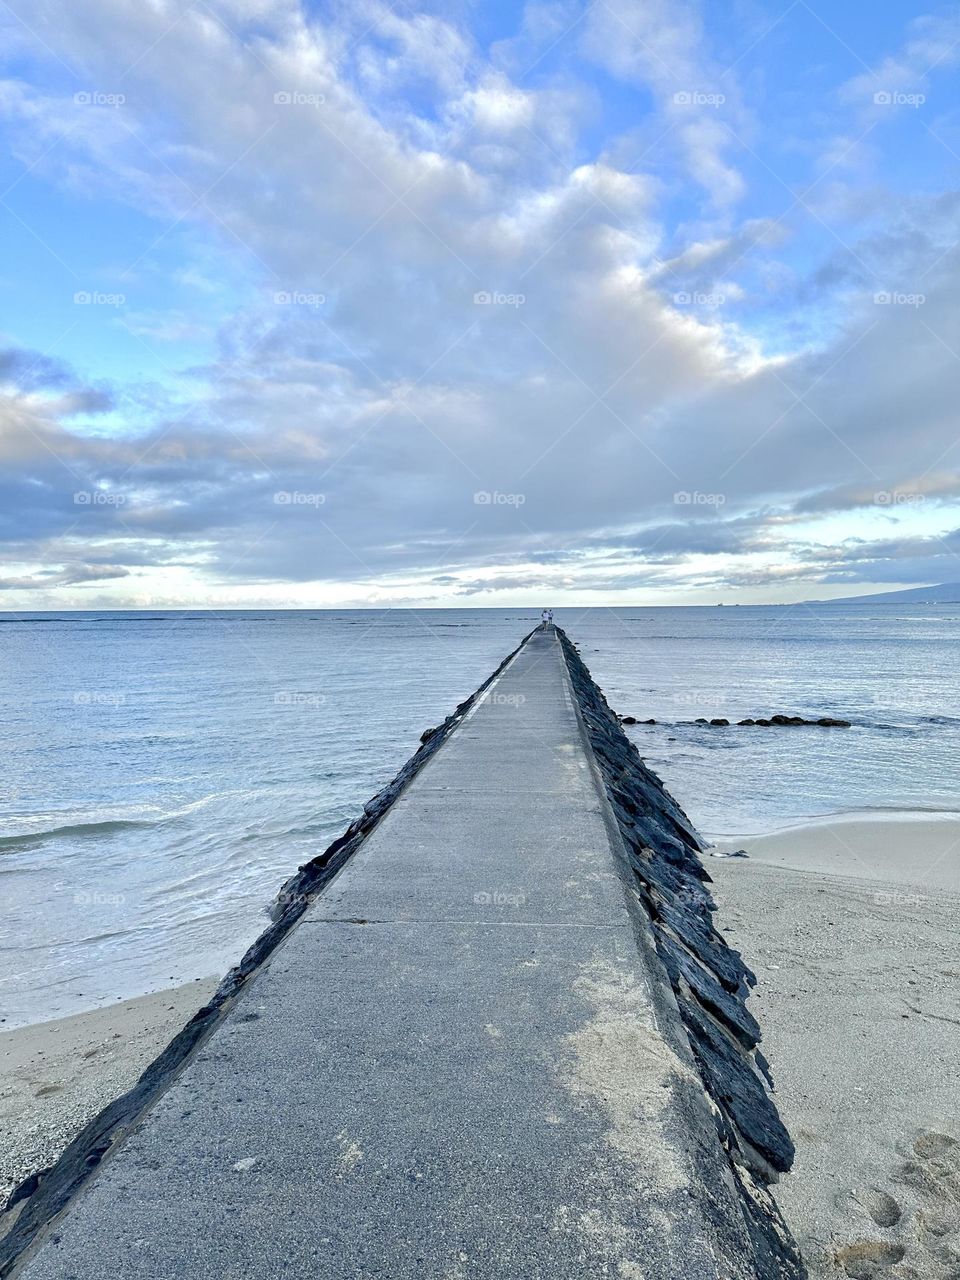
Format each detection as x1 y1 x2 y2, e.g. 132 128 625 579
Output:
556 626 800 1274
0 624 538 1274
1 623 803 1279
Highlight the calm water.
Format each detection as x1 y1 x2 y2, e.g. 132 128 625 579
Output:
2 605 959 1027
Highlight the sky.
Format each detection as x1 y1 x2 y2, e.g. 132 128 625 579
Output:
0 0 959 609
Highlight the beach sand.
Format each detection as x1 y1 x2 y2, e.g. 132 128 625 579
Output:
711 815 960 1280
2 815 957 1277
0 977 218 1214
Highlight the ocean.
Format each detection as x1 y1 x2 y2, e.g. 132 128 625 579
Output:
2 605 959 1028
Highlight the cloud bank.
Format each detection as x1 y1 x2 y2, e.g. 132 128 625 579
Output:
1 0 959 606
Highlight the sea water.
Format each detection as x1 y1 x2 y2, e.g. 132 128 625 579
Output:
2 605 958 1026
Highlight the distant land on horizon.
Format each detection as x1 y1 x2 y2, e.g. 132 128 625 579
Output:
820 583 960 605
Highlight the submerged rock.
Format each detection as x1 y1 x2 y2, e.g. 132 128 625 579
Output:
678 712 852 729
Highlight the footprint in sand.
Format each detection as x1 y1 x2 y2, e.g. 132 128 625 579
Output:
836 1241 906 1279
853 1188 903 1229
835 1130 960 1279
32 1083 62 1098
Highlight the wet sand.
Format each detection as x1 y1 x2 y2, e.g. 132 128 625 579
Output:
3 813 958 1275
711 815 960 1279
0 978 218 1217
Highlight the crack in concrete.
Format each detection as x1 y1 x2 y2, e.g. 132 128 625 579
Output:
304 917 636 929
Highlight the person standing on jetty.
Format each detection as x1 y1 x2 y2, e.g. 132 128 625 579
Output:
540 608 554 626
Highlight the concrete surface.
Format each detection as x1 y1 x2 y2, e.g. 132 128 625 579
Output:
15 628 760 1279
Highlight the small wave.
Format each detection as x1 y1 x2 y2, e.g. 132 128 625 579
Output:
0 794 234 854
0 617 75 625
0 818 158 852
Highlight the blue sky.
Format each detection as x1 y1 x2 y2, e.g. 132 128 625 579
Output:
1 0 959 606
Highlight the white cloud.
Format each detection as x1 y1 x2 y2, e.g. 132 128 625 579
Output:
0 1 959 606
841 13 960 111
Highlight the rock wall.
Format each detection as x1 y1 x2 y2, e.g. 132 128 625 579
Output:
557 626 804 1279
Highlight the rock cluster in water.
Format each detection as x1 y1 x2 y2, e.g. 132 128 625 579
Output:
620 713 851 728
735 715 851 727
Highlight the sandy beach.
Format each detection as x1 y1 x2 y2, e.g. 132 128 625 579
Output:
711 815 960 1279
0 978 218 1218
3 811 957 1276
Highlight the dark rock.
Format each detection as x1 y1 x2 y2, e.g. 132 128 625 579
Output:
654 898 753 993
419 726 438 743
685 711 851 729
620 715 638 724
750 714 850 728
541 628 803 1276
680 1000 795 1174
657 934 762 1050
643 718 657 724
5 1168 47 1211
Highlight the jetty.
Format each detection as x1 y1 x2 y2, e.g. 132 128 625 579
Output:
2 626 802 1279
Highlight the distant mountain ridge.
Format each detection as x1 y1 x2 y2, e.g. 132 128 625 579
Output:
821 582 960 604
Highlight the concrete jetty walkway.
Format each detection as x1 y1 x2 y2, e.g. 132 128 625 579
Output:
8 627 798 1279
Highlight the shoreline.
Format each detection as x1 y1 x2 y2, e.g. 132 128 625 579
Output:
711 816 960 1278
710 810 960 893
0 978 218 1215
4 804 958 1274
